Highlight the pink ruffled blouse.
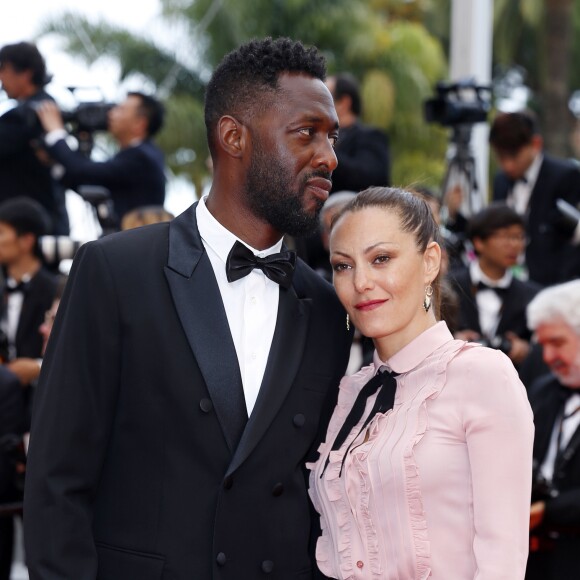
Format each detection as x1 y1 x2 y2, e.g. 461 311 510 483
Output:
308 322 534 579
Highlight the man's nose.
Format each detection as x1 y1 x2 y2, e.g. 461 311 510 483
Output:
313 138 338 172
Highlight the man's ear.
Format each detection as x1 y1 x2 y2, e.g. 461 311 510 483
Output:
217 115 247 159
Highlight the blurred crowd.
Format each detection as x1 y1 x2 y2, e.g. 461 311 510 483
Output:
1 38 580 580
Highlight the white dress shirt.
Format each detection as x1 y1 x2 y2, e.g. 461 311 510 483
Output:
196 196 281 416
509 152 543 215
469 260 512 340
0 275 31 360
540 392 580 482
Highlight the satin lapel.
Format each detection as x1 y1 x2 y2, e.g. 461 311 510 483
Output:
164 203 246 454
226 285 311 476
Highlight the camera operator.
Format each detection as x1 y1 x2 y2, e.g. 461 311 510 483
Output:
0 42 69 235
525 280 580 580
490 110 580 286
36 92 166 229
449 203 541 372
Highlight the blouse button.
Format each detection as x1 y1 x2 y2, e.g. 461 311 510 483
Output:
356 560 364 569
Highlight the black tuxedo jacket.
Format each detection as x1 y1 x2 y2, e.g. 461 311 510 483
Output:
24 203 352 580
493 154 580 285
2 268 58 360
48 138 166 223
330 121 390 193
527 375 580 579
449 267 540 342
0 90 69 234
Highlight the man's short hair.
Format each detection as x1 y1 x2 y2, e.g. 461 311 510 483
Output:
332 73 362 117
467 203 525 242
0 42 48 88
204 37 327 158
0 196 51 238
527 279 580 335
128 92 165 138
489 110 539 154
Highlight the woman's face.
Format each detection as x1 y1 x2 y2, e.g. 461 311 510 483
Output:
330 207 440 359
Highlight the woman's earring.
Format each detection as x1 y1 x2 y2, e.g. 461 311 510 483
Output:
346 313 350 331
423 285 434 313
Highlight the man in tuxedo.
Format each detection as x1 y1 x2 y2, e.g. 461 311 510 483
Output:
35 92 166 228
24 37 352 579
450 203 541 374
525 280 580 579
0 42 69 234
489 110 580 286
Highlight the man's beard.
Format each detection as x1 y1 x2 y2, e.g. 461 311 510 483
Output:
553 351 580 388
244 140 329 237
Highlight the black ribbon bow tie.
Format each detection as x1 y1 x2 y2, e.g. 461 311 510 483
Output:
321 369 399 477
476 281 509 296
226 240 296 289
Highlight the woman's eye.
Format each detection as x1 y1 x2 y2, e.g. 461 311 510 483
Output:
332 262 350 272
373 255 390 264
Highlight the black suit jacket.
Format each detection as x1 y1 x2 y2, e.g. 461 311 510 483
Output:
449 267 540 342
3 268 58 360
527 375 580 579
330 121 390 193
0 90 69 234
493 154 580 285
48 138 166 223
24 203 352 580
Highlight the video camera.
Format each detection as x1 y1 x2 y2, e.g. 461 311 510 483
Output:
61 101 113 134
424 79 491 127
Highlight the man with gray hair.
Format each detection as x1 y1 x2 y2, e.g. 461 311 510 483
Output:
525 279 580 580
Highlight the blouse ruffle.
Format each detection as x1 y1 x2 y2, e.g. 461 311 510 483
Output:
308 339 468 579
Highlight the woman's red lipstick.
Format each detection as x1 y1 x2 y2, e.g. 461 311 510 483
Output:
354 299 387 311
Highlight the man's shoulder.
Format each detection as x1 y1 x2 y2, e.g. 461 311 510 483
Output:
294 259 341 302
541 153 580 178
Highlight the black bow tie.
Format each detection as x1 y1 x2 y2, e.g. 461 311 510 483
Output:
476 281 509 296
4 281 28 294
226 240 296 289
321 369 398 477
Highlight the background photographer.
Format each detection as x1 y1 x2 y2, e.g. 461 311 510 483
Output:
525 280 580 580
449 203 541 371
490 110 580 286
0 41 69 235
36 92 166 229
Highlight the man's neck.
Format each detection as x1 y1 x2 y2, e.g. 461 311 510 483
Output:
478 259 507 282
7 257 41 283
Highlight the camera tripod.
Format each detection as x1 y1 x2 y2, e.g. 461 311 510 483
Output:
440 124 483 221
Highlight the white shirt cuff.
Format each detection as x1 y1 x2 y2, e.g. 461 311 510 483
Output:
45 129 69 147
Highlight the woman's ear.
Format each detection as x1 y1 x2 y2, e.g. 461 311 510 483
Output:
423 241 441 283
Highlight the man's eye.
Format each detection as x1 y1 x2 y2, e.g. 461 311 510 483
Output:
330 135 339 147
299 128 314 137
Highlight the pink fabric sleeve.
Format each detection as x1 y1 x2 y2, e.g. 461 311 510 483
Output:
458 348 534 579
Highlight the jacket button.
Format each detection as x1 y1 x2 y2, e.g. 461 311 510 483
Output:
293 413 305 427
261 560 274 573
223 475 233 490
200 398 213 413
216 552 226 566
272 483 284 497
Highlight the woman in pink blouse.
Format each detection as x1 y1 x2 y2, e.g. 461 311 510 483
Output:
308 187 534 579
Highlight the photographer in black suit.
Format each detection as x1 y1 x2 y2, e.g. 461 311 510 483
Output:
525 280 580 580
326 73 390 193
0 42 69 235
450 203 541 373
490 111 580 286
36 92 166 229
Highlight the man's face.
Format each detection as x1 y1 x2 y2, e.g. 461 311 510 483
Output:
0 62 30 100
537 321 580 387
243 73 339 237
107 95 143 141
473 224 526 271
493 139 540 181
0 222 28 265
